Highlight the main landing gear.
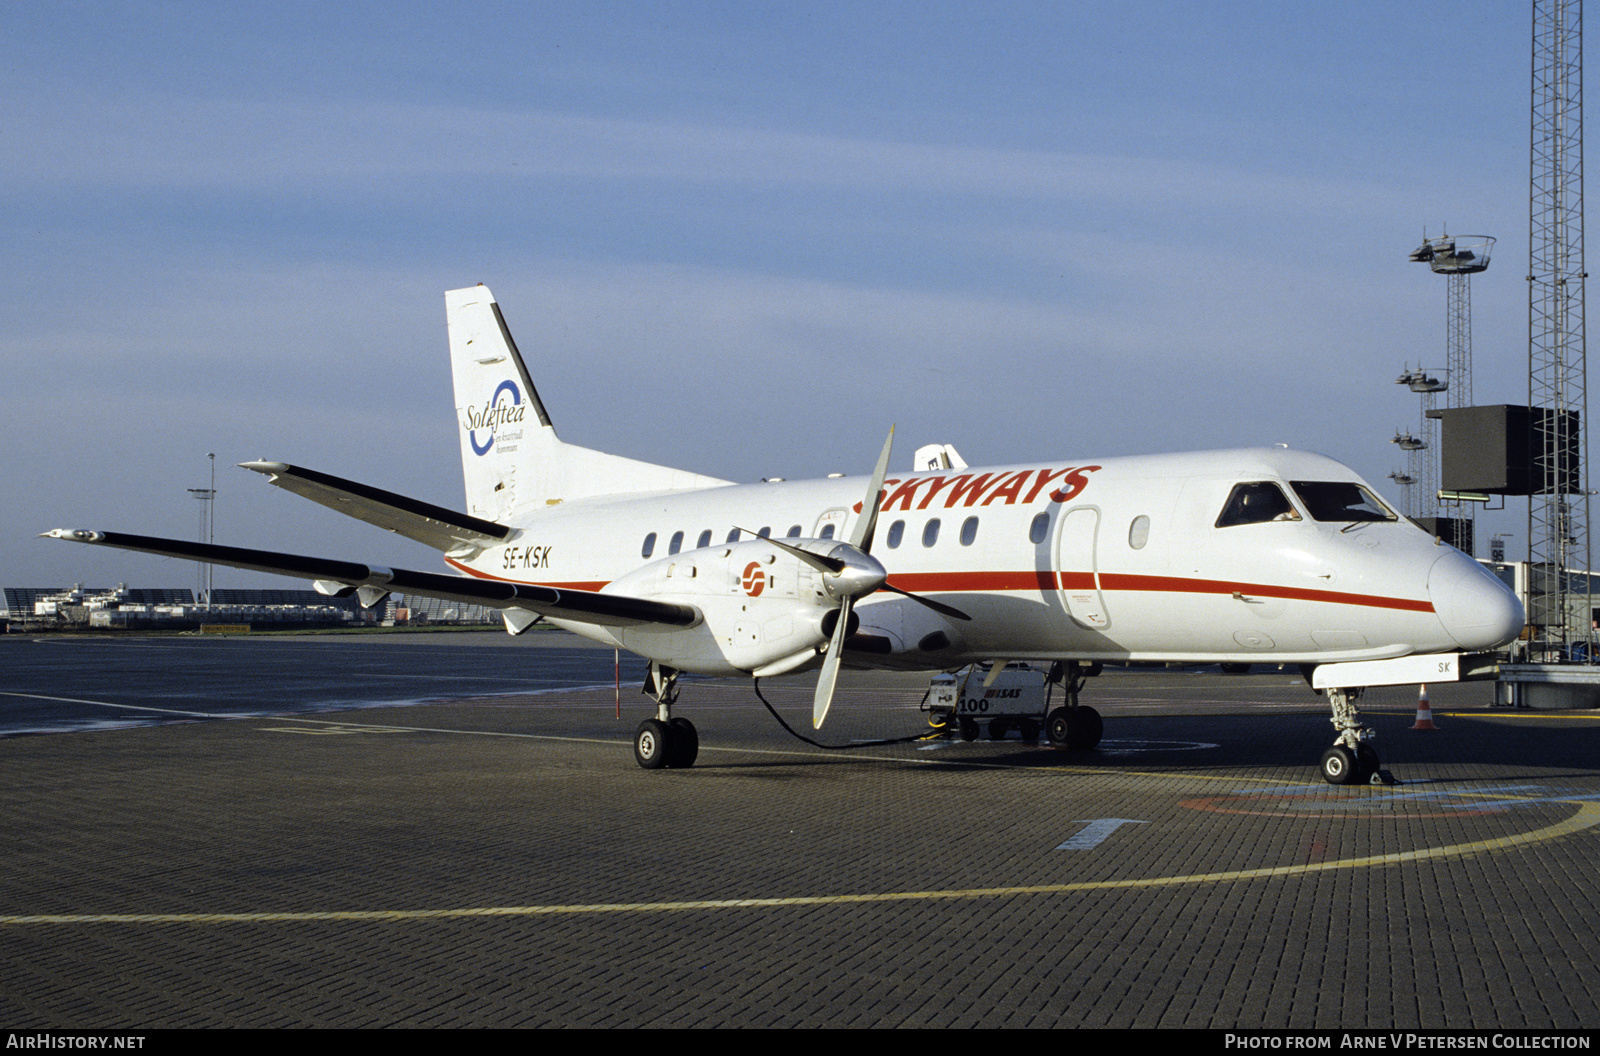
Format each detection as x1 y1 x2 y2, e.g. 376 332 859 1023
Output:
634 662 699 770
1318 685 1386 786
1044 661 1103 751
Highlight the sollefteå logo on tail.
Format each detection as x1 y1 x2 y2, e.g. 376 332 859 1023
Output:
465 380 526 456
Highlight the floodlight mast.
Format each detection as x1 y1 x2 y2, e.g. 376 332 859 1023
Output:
1408 231 1494 553
1395 366 1448 521
1390 432 1424 517
1529 0 1590 660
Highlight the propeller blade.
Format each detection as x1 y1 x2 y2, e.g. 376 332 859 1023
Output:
880 582 972 622
850 426 896 552
814 596 854 728
740 529 847 575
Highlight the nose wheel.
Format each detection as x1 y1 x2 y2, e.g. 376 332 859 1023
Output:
1319 686 1386 785
1319 743 1382 785
1319 745 1359 784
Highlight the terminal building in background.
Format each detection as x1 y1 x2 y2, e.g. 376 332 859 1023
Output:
2 585 510 632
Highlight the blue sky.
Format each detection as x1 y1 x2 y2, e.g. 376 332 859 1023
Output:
3 1 1558 588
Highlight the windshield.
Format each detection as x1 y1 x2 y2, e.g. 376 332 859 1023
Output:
1289 481 1396 523
1215 482 1302 527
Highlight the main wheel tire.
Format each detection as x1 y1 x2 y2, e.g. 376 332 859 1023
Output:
1320 745 1359 785
634 718 670 770
666 717 699 769
1046 707 1072 746
1067 705 1103 750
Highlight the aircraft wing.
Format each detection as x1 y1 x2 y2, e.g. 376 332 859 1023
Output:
40 529 699 629
239 461 509 553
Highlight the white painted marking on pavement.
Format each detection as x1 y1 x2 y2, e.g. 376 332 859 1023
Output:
1056 818 1148 850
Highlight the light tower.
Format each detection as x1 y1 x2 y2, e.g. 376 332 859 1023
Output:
1390 431 1424 517
187 453 216 607
1409 231 1494 553
1395 366 1448 521
1529 0 1589 656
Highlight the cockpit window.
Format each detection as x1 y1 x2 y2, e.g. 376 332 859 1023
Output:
1290 481 1397 523
1215 482 1302 528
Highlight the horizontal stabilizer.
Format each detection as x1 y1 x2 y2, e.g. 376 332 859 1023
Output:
241 462 510 553
40 529 699 629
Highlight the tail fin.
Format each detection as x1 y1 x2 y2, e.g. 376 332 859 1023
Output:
446 285 730 521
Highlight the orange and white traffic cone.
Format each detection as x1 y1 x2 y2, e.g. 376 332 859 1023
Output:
1411 683 1439 730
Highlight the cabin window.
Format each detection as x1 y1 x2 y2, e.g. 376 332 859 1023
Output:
1215 482 1301 528
887 520 905 548
786 524 802 538
1128 515 1150 549
697 530 713 549
923 519 941 547
1289 481 1397 524
668 531 684 555
820 523 836 539
1029 511 1050 544
960 516 979 546
642 532 657 558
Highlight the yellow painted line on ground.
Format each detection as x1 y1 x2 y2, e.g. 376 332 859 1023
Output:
6 802 1595 927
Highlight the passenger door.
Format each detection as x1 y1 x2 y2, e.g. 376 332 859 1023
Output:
1056 506 1109 629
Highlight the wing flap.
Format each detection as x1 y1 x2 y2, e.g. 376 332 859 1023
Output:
40 529 698 629
240 462 510 552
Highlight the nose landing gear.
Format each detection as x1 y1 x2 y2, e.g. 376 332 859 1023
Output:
1319 686 1389 785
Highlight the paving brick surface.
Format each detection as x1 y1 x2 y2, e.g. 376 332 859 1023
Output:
1 637 1596 1027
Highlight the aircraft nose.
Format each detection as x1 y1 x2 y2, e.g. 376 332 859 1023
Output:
1429 550 1525 650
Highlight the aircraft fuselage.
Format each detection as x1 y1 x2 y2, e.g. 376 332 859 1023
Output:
445 446 1520 677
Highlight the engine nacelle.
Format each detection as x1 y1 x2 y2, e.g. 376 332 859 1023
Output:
604 538 844 675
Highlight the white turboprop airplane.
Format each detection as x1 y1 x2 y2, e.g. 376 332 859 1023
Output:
45 285 1525 784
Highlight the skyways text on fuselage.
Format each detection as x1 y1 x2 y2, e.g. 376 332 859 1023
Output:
853 465 1101 513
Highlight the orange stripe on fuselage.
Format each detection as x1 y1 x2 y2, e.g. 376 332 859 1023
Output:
890 571 1432 614
1094 573 1436 614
